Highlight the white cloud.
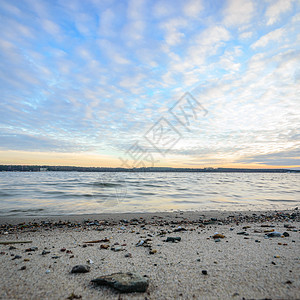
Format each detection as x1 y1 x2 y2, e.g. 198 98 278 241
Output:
266 0 294 26
239 31 253 39
160 17 188 46
223 0 255 27
99 9 115 36
183 0 203 18
152 0 175 18
41 19 61 36
98 39 130 64
251 27 285 49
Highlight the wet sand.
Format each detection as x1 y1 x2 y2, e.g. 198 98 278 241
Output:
0 209 299 299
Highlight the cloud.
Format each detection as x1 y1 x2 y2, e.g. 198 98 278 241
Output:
183 0 203 18
266 0 295 26
251 27 285 49
237 149 300 166
0 0 299 168
223 0 255 27
160 17 187 46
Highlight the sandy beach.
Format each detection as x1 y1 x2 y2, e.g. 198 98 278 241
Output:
0 209 299 300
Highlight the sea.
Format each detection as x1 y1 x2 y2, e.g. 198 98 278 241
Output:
0 172 299 216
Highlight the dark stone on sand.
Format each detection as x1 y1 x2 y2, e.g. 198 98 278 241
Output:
202 270 208 275
71 265 90 273
91 272 149 293
12 255 22 260
25 247 38 252
166 237 181 242
283 232 290 237
42 250 50 255
267 231 281 238
237 232 249 235
9 246 16 250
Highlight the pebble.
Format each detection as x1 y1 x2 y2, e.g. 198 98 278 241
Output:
25 247 38 252
100 244 109 249
202 270 208 275
214 238 221 242
282 232 290 237
87 259 94 264
166 237 181 243
45 270 51 274
149 249 157 254
212 234 225 239
20 266 26 270
71 265 90 273
237 232 249 236
12 255 22 260
91 272 149 293
125 253 132 258
42 250 50 255
267 231 282 238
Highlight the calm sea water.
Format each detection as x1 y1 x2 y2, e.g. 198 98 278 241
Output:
0 172 299 216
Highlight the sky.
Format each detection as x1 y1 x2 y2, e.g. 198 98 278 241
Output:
0 0 299 169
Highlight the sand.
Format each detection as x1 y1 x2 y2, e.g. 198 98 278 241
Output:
0 210 299 300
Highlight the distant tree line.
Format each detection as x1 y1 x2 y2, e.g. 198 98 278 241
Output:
0 165 298 173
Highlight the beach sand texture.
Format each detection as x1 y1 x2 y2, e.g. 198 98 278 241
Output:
0 210 299 300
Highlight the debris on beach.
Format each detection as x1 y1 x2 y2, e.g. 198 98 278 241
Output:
91 272 149 293
71 265 90 273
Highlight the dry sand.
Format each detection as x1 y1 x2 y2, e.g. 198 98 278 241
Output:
0 210 299 300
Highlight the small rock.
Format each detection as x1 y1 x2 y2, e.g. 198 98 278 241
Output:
60 248 66 252
267 231 281 238
237 232 249 236
214 238 221 242
166 237 181 243
71 265 90 273
100 244 109 249
282 232 290 237
25 247 38 252
136 240 144 247
125 253 132 258
212 234 225 239
45 270 51 274
9 246 16 250
12 255 22 260
42 250 50 255
149 249 157 254
91 272 149 293
67 292 82 299
20 266 26 270
202 270 208 275
87 259 94 264
112 246 123 252
285 280 292 284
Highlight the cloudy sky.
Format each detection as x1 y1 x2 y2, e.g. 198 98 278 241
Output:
0 0 299 169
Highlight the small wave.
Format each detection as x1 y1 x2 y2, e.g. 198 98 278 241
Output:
92 182 123 187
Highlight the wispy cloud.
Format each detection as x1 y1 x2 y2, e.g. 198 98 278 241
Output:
0 0 299 168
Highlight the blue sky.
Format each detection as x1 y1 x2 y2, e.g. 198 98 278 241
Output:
0 0 299 168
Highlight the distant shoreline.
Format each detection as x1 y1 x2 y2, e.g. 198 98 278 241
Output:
1 165 299 173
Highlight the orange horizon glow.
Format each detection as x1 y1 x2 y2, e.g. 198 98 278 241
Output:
0 150 298 169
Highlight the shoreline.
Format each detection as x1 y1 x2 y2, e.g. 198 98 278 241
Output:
1 209 299 299
1 208 299 226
